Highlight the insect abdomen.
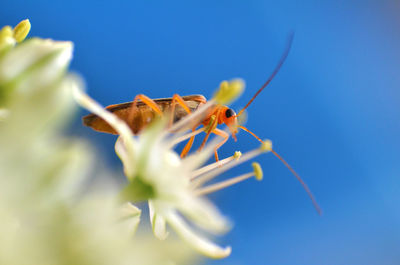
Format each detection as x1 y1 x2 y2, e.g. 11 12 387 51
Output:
82 95 206 134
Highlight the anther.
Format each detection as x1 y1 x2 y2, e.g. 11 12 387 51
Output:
252 162 263 181
13 19 31 43
260 139 272 152
0 26 13 40
233 151 242 159
204 115 217 133
0 26 14 51
213 79 245 105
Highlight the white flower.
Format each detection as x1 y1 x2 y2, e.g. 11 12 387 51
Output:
0 19 197 265
0 20 73 109
0 38 73 96
73 85 270 259
0 23 86 203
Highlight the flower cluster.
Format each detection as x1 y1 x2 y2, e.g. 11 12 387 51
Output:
0 19 195 265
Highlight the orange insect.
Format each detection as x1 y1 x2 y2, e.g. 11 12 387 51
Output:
84 35 293 160
83 34 322 214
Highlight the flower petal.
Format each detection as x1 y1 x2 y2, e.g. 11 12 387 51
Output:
72 85 137 176
166 211 231 259
115 137 136 180
149 201 169 240
118 202 141 234
178 195 230 234
0 108 9 120
0 38 72 86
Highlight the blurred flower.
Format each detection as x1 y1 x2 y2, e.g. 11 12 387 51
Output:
73 81 270 259
0 19 195 265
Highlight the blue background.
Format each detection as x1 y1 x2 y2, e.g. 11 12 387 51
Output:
2 1 400 264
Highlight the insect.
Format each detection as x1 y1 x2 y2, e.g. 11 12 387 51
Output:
83 34 322 214
84 35 293 161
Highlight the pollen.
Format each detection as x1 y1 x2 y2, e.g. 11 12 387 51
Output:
13 19 31 43
260 139 272 152
252 162 263 181
213 79 245 105
0 26 13 40
0 26 14 50
204 115 217 133
233 151 242 159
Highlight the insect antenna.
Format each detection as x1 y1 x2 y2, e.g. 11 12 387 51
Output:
239 125 322 215
236 32 294 118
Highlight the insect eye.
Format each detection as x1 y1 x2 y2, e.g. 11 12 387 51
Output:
225 108 235 118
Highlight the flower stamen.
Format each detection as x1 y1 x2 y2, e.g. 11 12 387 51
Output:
168 100 215 134
191 142 271 188
195 162 263 196
190 151 241 180
168 127 205 148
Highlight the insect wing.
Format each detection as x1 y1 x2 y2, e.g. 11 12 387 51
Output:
82 95 206 134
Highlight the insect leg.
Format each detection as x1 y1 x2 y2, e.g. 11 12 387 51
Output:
170 94 192 127
169 94 198 158
198 111 220 153
128 94 164 129
212 128 229 162
136 94 163 116
128 95 139 126
180 127 198 158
